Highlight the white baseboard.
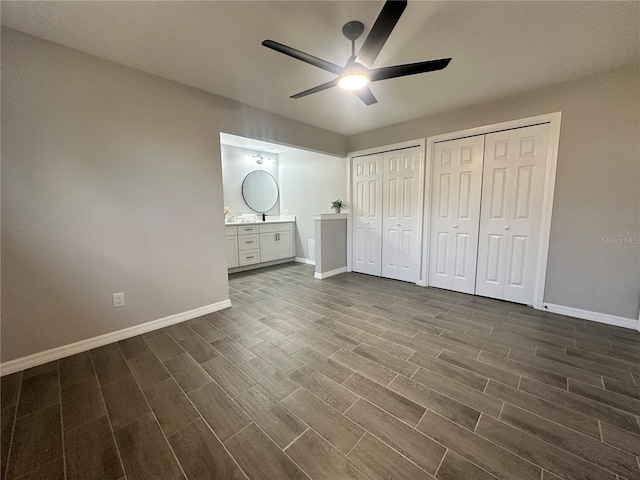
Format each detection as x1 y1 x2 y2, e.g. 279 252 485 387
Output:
295 257 315 266
543 303 640 331
314 267 347 280
0 299 232 376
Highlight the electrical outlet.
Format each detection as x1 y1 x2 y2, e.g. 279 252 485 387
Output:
112 292 125 308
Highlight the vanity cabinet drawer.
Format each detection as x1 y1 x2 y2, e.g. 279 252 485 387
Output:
238 249 260 266
259 224 277 233
238 235 259 251
238 225 259 235
225 226 238 236
277 223 293 232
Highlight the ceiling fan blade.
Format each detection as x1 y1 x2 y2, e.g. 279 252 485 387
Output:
370 58 452 82
356 0 407 68
353 86 378 106
290 79 339 99
262 40 342 75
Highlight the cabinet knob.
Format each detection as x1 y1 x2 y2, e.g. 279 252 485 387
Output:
366 222 370 226
504 225 510 230
396 223 400 227
453 225 458 229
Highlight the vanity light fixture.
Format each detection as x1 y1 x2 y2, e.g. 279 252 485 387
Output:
248 154 276 165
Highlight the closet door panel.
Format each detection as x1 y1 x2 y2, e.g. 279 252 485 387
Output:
352 155 383 276
429 136 484 293
382 148 421 282
475 124 551 304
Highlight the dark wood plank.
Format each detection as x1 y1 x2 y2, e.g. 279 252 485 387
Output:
101 376 150 430
417 411 541 480
144 332 185 361
289 329 341 356
17 368 59 418
64 416 123 480
475 414 615 480
508 350 602 386
201 356 256 398
414 331 480 358
251 341 304 374
186 318 227 343
117 336 151 360
600 421 640 456
519 377 640 434
212 337 257 365
144 378 199 436
1 372 21 410
345 398 445 475
10 456 64 480
436 449 498 480
225 422 310 480
343 373 425 426
602 376 640 400
1 405 16 472
6 404 62 479
164 354 211 393
477 350 567 389
352 344 418 377
437 350 520 387
257 328 302 355
535 348 634 383
91 344 131 386
500 403 640 480
388 375 481 431
285 429 370 480
114 413 182 480
58 352 95 388
330 349 394 385
288 365 358 413
484 380 600 438
409 351 488 392
568 378 640 415
235 385 307 448
348 433 435 480
282 388 363 454
168 418 248 480
61 376 106 431
239 356 300 400
127 351 170 390
294 347 354 383
412 367 502 417
164 323 196 342
187 382 251 442
178 335 219 364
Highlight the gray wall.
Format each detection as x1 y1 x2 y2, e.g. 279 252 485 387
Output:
278 150 348 261
348 63 640 320
221 144 280 218
1 28 346 362
315 218 348 274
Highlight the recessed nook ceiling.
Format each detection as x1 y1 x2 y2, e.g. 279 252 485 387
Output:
2 1 638 136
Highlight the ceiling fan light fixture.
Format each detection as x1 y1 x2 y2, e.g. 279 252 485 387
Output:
338 72 369 91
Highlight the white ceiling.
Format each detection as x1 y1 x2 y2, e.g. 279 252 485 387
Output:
2 1 639 136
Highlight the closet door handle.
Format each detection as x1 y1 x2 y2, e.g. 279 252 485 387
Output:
396 223 400 226
366 222 370 226
453 225 458 229
504 226 510 231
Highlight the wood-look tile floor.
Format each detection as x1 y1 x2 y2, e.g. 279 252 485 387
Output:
2 263 640 480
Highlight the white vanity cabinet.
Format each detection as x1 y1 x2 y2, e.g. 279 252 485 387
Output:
225 219 296 272
260 223 294 262
225 227 239 268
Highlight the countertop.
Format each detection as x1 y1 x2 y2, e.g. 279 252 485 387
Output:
225 215 296 226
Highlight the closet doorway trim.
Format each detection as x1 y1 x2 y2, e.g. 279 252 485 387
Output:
419 112 562 310
346 138 426 280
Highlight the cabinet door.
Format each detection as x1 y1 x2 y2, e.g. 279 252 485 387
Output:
475 123 550 304
429 136 484 294
352 154 383 276
260 233 277 262
276 230 295 259
381 147 422 282
226 236 239 268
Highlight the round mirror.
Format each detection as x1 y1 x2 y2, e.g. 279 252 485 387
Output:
241 170 279 213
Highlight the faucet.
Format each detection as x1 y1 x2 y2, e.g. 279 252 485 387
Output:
262 213 267 222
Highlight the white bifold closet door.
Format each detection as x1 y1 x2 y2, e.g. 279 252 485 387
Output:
429 136 485 294
352 147 422 282
381 148 422 282
475 123 551 304
352 154 383 276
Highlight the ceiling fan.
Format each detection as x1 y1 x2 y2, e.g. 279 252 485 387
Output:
262 0 451 106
